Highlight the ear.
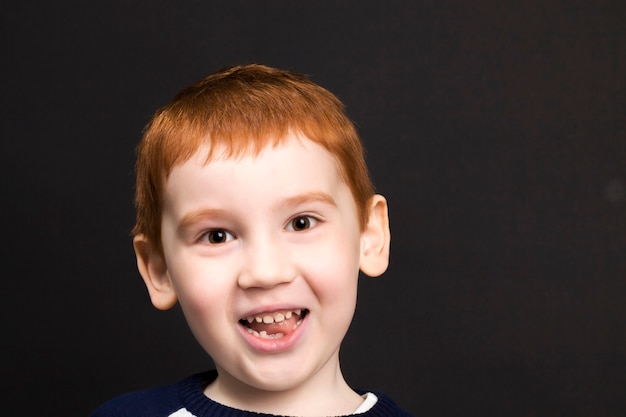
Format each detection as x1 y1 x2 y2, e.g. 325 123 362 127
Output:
133 234 178 310
359 194 391 277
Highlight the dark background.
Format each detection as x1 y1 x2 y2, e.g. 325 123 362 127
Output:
2 1 625 416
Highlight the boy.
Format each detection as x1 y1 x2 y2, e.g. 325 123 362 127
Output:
91 64 413 417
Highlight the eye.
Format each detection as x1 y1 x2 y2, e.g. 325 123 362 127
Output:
287 215 318 232
200 229 235 244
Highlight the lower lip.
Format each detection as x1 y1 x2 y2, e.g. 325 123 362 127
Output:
238 315 308 353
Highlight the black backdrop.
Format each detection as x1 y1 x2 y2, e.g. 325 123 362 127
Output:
2 1 625 416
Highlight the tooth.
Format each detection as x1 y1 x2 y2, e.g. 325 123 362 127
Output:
274 313 285 322
259 331 268 338
295 309 301 315
285 311 292 319
246 317 254 323
263 315 274 324
255 317 263 323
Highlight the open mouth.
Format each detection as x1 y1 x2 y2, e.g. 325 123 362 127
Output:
239 309 309 339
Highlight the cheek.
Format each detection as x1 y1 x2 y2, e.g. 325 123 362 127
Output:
304 235 361 300
309 247 360 337
171 269 230 353
167 259 230 322
175 282 220 334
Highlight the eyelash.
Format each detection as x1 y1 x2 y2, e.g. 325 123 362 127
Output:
285 215 319 232
197 215 320 245
198 229 235 245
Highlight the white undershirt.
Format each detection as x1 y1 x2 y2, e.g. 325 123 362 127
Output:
353 392 378 414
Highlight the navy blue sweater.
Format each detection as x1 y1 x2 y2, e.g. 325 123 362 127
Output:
90 370 414 417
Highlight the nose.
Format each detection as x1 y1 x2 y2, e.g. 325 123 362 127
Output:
237 236 296 290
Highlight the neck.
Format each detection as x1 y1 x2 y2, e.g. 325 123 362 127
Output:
204 360 363 416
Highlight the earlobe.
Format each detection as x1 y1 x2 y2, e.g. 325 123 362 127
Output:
133 234 178 310
359 194 391 277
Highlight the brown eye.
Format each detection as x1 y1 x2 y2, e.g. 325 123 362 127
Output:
205 230 233 244
291 216 312 231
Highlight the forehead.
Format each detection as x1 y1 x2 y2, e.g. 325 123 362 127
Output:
180 132 341 174
163 133 348 206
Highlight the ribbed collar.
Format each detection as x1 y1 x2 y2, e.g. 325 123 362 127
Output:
177 371 412 417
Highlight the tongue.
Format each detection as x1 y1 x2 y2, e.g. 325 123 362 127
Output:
246 314 301 336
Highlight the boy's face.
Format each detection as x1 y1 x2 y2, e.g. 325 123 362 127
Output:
136 133 389 396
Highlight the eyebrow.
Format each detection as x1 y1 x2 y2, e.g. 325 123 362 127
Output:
282 191 337 209
177 192 336 230
178 208 228 231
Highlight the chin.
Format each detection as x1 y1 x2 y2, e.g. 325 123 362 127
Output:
240 367 310 392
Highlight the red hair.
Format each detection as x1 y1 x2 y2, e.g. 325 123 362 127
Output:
133 64 374 252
